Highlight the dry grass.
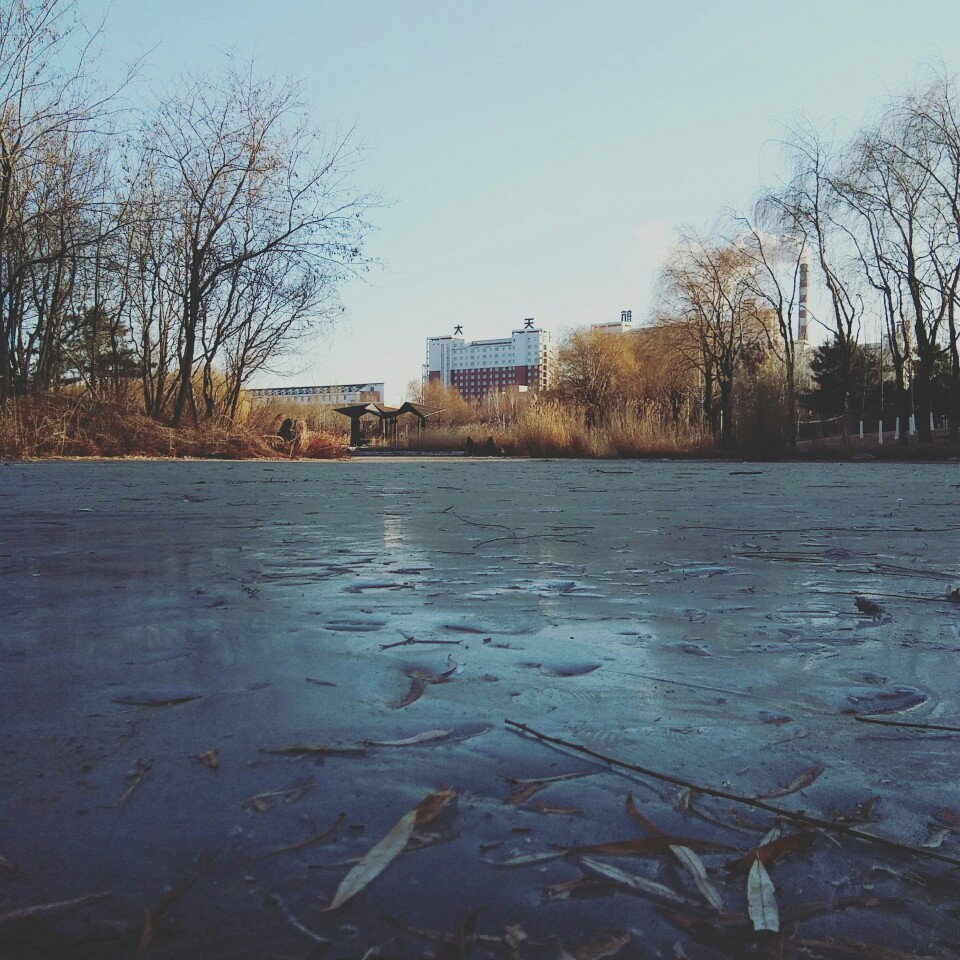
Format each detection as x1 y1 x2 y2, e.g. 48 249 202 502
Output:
393 401 715 459
0 394 347 460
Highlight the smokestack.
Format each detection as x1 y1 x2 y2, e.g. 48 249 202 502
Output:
798 262 808 342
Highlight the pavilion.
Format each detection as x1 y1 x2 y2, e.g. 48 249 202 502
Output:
334 401 441 447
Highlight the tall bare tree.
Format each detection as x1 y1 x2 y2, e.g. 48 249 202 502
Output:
730 208 808 447
658 232 763 449
138 63 374 426
771 124 864 441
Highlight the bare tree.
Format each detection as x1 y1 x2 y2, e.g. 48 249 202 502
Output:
554 327 634 428
730 207 807 446
137 62 374 426
897 71 960 440
0 0 134 401
770 124 864 441
658 232 762 449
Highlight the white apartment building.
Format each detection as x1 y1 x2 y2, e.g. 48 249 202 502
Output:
247 382 384 406
424 321 553 402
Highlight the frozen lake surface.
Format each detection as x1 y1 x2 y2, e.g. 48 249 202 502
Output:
1 458 959 959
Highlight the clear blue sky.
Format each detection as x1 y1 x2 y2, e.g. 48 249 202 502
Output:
82 0 959 402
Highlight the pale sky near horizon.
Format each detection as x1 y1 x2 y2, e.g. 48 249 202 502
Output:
81 0 960 402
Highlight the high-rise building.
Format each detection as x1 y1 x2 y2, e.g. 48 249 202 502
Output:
424 321 553 401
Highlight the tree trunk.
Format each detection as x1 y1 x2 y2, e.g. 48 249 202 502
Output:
948 301 959 443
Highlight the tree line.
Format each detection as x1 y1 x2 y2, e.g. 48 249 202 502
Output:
555 68 960 451
0 0 374 425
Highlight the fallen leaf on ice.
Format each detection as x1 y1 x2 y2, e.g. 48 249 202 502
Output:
625 793 665 835
922 828 950 849
576 857 699 908
0 893 112 926
113 691 202 707
747 857 779 932
532 802 583 816
480 850 567 867
413 786 458 825
324 811 417 911
362 730 453 747
392 678 426 709
260 743 367 758
934 807 960 827
242 777 314 813
407 655 457 683
505 781 550 805
759 762 824 799
569 929 631 960
573 836 731 857
854 596 885 618
196 748 219 770
324 788 457 911
670 845 724 913
725 832 815 875
0 853 19 876
111 758 151 807
256 812 347 861
545 877 617 901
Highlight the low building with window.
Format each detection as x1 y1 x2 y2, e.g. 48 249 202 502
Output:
424 321 553 402
247 382 384 406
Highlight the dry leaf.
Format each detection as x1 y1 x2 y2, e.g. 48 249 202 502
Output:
505 781 550 805
573 836 731 857
414 787 457 825
747 857 779 932
576 857 699 908
324 788 456 911
625 793 665 835
242 777 313 813
113 692 202 707
545 877 617 901
407 655 457 684
260 743 366 757
362 730 452 747
256 812 347 861
480 851 566 867
670 845 724 913
325 809 418 911
724 832 816 875
501 770 596 786
112 758 151 807
854 596 885 618
0 853 19 876
196 748 219 770
759 762 824 799
532 802 583 816
392 678 426 709
934 807 960 827
0 893 112 926
571 929 631 960
922 828 950 849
